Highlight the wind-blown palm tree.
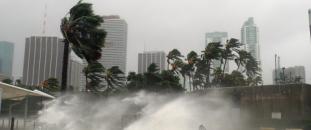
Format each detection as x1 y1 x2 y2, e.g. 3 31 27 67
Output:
60 0 106 91
104 66 125 92
222 38 242 74
83 62 105 91
201 42 223 87
186 51 198 91
235 50 250 70
244 55 260 79
167 49 183 70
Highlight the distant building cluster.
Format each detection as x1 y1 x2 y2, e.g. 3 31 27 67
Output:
273 66 306 84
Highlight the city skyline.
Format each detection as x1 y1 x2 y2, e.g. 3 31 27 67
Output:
0 0 311 85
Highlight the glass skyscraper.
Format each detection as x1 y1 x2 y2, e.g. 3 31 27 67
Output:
241 17 261 67
0 41 14 78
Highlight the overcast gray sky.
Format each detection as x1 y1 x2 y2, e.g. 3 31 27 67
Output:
0 0 311 84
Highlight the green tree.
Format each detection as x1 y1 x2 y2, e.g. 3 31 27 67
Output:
244 55 261 79
15 79 22 86
212 67 223 86
201 42 223 87
44 78 60 92
126 64 183 93
235 50 250 70
186 51 198 91
221 38 242 74
2 79 13 85
222 71 246 87
60 0 106 91
104 66 125 92
167 49 183 70
127 72 144 91
83 62 105 91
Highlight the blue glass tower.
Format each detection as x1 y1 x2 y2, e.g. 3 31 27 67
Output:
0 41 14 78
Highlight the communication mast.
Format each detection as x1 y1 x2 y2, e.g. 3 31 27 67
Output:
42 3 47 34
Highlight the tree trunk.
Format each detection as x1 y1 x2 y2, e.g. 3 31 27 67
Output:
188 76 191 92
183 76 186 89
85 72 88 91
206 61 211 88
223 59 227 75
61 40 69 92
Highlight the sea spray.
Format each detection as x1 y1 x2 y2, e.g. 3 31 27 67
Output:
38 91 244 130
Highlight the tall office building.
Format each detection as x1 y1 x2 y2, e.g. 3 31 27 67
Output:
138 51 166 74
68 53 85 91
22 36 65 86
241 17 261 67
205 32 229 73
99 15 127 73
0 41 14 78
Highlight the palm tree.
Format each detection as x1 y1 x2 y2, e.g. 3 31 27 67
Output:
201 42 223 87
179 63 188 89
147 63 160 73
186 51 198 91
212 67 223 86
126 72 144 91
83 62 105 91
43 78 60 92
244 55 260 79
167 49 183 70
104 66 125 91
145 63 161 88
222 38 242 74
235 50 250 70
60 0 106 91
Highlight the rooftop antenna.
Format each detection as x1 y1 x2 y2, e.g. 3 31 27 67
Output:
42 2 47 35
274 54 277 85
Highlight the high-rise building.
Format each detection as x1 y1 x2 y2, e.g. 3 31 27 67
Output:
273 66 306 84
99 15 127 73
67 53 85 91
309 9 311 38
138 51 166 74
205 32 229 73
22 36 65 86
0 41 14 78
241 17 261 67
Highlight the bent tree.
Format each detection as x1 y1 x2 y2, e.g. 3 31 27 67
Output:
60 0 106 91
